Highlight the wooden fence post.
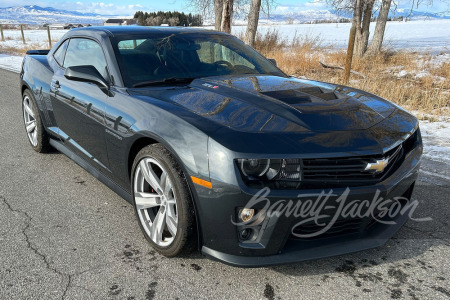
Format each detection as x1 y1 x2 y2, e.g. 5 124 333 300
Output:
47 26 52 48
0 24 4 42
20 24 26 44
343 24 356 85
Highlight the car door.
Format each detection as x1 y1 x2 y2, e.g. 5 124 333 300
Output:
50 37 110 171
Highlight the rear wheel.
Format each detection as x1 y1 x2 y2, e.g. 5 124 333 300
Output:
22 89 51 153
131 144 196 257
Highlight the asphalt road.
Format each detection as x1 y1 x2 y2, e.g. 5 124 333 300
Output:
1 68 449 300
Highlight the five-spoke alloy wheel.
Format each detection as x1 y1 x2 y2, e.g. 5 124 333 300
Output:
22 89 50 153
132 144 195 256
23 94 38 147
134 157 179 247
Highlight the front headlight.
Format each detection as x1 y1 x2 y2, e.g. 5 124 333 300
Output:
237 158 302 189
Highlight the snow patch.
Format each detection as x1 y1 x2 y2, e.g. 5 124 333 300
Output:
418 117 450 164
0 54 23 73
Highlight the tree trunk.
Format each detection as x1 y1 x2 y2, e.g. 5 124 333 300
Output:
244 0 262 47
352 0 362 55
366 0 392 56
214 0 224 31
221 0 234 34
354 0 375 57
344 0 360 84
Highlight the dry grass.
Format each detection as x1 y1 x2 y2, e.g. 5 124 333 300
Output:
247 30 450 116
0 42 43 55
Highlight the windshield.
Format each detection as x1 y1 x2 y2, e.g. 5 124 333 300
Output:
111 32 286 87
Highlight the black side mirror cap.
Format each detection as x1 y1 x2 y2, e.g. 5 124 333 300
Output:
268 58 277 67
64 65 108 89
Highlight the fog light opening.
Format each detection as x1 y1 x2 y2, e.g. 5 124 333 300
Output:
239 228 254 241
239 208 255 223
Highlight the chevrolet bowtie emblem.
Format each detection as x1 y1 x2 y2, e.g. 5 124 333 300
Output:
365 158 389 173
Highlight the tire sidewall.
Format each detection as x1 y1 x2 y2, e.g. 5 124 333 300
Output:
131 144 194 257
22 89 48 152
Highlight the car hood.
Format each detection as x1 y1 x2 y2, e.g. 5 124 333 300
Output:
132 75 398 133
130 75 418 155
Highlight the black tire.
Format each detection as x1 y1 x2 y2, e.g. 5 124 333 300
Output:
22 89 51 153
131 144 196 257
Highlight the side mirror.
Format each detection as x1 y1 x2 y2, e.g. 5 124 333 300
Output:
268 58 277 67
64 65 108 89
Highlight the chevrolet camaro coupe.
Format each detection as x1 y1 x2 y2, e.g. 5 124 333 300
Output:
20 26 422 267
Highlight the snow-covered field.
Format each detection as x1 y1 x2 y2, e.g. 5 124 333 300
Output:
0 29 67 49
226 19 450 53
0 19 450 54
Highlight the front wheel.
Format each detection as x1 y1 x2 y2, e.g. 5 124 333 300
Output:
131 144 196 257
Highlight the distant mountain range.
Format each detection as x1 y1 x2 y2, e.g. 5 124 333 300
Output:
0 5 117 24
0 5 449 25
258 9 450 24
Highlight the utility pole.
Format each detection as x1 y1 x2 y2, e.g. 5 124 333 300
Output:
0 24 4 42
20 24 26 44
47 26 52 48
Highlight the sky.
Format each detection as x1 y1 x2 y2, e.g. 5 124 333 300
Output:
0 0 448 16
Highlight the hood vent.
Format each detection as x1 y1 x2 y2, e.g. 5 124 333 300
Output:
261 87 338 104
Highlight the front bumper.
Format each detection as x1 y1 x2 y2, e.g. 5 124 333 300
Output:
193 139 422 267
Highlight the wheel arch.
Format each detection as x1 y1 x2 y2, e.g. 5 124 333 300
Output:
127 134 203 251
21 84 30 96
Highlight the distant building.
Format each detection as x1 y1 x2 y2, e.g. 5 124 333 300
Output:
103 19 137 26
49 24 65 29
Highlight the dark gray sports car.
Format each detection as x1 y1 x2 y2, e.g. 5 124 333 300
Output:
20 26 422 267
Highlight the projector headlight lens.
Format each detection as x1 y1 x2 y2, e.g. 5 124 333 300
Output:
239 159 271 178
237 158 301 184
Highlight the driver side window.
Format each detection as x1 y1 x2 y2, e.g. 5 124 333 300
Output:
197 41 255 69
63 38 109 80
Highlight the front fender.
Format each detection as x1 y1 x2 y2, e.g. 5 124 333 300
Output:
104 92 211 191
132 112 210 181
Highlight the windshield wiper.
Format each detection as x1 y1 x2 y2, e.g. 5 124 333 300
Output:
132 77 196 88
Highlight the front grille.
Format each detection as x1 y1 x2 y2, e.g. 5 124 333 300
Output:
239 128 419 190
301 144 404 188
291 217 367 240
289 183 415 241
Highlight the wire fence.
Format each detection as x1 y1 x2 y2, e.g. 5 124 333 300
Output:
0 23 101 48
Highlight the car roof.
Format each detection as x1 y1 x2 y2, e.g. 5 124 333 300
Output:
68 26 225 37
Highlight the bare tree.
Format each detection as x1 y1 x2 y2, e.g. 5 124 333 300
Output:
188 0 215 20
168 17 180 26
244 0 262 47
330 0 435 57
329 0 378 57
188 0 246 31
214 0 224 30
366 0 392 55
221 0 234 33
243 0 276 46
354 0 375 57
